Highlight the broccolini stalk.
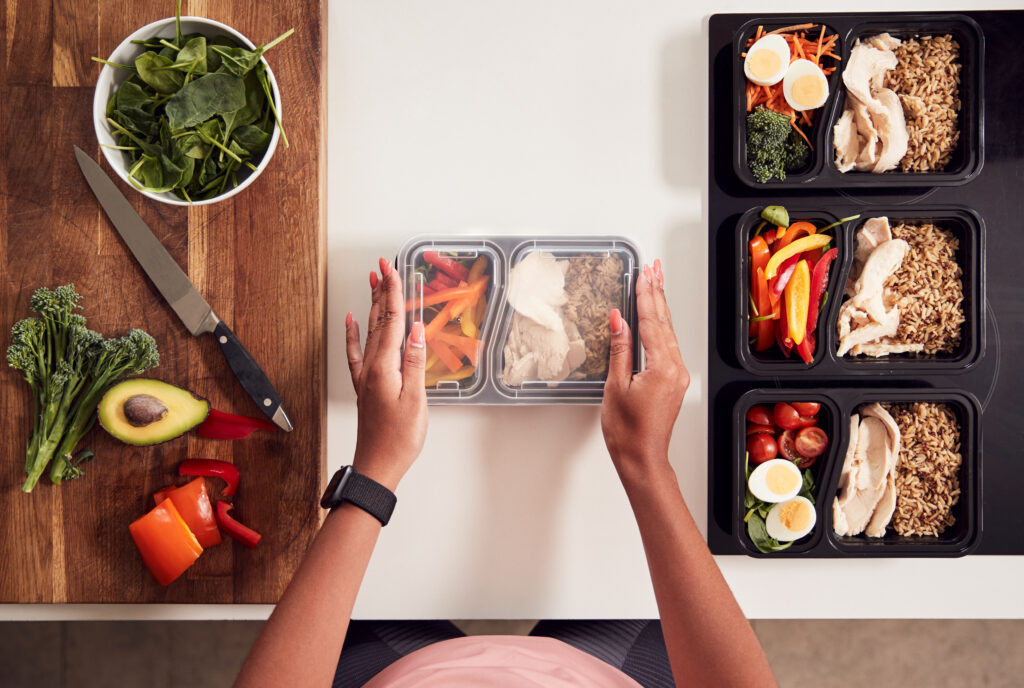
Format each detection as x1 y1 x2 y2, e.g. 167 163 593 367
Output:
6 286 159 492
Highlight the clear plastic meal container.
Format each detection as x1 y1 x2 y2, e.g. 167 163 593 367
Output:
397 236 641 404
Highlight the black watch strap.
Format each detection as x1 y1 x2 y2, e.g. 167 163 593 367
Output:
320 466 396 526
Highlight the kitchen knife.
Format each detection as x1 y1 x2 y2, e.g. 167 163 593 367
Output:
74 146 293 432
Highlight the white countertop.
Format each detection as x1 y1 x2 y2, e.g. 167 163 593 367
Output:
5 0 1023 622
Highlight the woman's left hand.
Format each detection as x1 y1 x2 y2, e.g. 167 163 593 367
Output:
345 258 428 491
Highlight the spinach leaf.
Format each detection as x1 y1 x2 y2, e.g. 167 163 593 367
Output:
135 52 184 93
746 513 793 554
220 71 263 146
115 81 154 110
173 36 207 74
165 73 246 130
210 27 294 78
255 62 288 147
233 125 271 157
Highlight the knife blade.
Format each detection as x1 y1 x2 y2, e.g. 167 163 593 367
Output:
74 146 293 432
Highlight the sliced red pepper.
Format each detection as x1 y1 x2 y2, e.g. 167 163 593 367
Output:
129 499 203 585
796 329 815 364
216 501 261 549
776 294 793 356
415 282 436 295
423 251 469 282
769 253 800 305
806 247 838 332
753 267 774 352
749 236 771 280
153 486 175 506
179 459 241 497
153 477 221 548
197 409 277 440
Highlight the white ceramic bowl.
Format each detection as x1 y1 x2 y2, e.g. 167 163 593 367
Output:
93 16 282 206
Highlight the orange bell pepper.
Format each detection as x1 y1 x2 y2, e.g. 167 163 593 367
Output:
152 477 221 548
129 499 203 586
773 220 817 252
428 339 464 373
753 267 774 352
764 234 832 279
435 331 482 366
784 260 811 346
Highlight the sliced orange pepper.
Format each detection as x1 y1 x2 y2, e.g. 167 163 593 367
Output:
152 477 221 549
428 339 464 373
129 499 203 586
773 221 818 252
764 234 832 279
435 332 482 367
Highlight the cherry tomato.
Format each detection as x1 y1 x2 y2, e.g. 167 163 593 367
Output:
747 434 778 464
791 402 821 417
796 415 819 429
778 429 800 461
773 403 802 430
746 405 773 426
746 423 776 436
795 426 829 458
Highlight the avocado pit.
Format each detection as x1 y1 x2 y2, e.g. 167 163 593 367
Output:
123 394 169 427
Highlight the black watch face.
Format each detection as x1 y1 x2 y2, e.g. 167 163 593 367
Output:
320 466 353 509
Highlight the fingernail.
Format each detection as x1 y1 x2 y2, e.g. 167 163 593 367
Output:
410 321 425 348
643 265 653 283
369 271 379 289
380 258 392 277
610 308 623 335
654 258 663 278
345 312 353 328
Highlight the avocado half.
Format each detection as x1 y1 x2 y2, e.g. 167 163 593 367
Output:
98 379 210 446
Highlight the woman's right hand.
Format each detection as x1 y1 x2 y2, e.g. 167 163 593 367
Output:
601 259 689 481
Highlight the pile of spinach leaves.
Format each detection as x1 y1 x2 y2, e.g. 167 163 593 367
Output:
744 453 816 554
94 1 292 201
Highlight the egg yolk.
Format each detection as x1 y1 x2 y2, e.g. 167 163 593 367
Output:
778 500 811 532
749 48 781 80
792 73 825 107
766 464 799 495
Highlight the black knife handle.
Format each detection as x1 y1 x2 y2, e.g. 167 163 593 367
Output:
213 320 291 430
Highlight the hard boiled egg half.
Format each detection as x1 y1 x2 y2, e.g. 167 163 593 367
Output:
766 496 817 541
744 34 791 87
747 458 803 503
783 59 830 111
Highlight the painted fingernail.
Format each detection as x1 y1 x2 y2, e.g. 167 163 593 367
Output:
610 308 623 335
410 321 425 348
654 258 662 278
379 258 392 278
345 312 353 328
369 271 379 289
643 265 653 283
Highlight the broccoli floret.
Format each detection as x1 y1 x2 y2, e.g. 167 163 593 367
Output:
784 127 810 172
6 285 159 491
746 106 792 183
746 106 812 183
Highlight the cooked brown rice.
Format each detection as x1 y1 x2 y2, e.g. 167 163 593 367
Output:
564 254 624 378
886 34 962 173
885 222 964 354
883 402 962 536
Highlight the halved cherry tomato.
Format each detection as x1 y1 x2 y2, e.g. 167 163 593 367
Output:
778 429 800 461
795 426 829 458
745 405 773 426
773 403 802 430
747 434 778 464
796 415 819 429
791 402 820 417
746 423 776 436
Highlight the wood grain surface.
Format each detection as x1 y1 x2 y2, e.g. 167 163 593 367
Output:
0 0 326 602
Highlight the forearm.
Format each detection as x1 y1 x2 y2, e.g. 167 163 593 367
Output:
234 504 382 688
617 457 777 688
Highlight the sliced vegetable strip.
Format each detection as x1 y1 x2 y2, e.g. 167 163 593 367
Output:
785 260 811 345
764 234 831 279
153 477 221 548
215 501 261 549
198 408 277 440
179 458 241 496
423 251 470 282
129 499 203 585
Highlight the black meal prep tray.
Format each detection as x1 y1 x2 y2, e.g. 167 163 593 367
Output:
733 14 984 188
708 11 1024 557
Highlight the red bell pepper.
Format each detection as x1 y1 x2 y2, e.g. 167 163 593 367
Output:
179 459 241 497
753 267 774 352
216 501 261 549
423 251 469 282
198 409 277 440
152 477 221 548
776 294 793 356
415 282 436 295
769 254 800 305
153 486 175 506
129 499 203 585
806 248 838 330
796 328 816 364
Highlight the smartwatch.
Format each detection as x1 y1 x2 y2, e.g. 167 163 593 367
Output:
320 465 397 526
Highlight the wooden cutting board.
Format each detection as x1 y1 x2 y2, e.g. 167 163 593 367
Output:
0 0 325 602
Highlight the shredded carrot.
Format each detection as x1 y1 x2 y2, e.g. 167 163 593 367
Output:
755 25 763 41
767 23 814 35
815 24 825 63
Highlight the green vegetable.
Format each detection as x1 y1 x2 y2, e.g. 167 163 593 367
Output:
92 0 293 200
746 107 810 184
6 286 159 491
760 204 789 228
742 451 816 554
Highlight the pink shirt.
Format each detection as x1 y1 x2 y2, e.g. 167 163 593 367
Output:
363 635 643 687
